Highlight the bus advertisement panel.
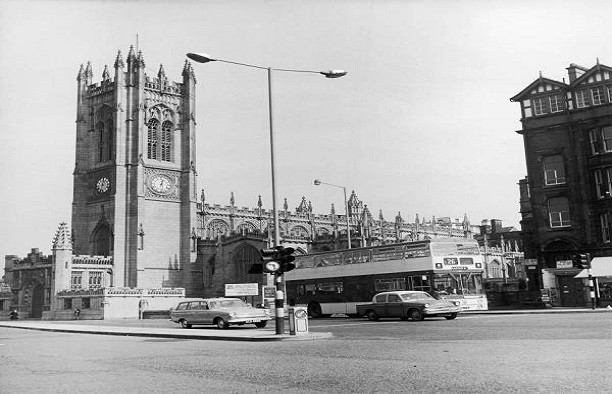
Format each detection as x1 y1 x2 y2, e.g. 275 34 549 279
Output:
284 238 488 317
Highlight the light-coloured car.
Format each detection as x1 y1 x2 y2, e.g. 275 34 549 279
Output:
356 291 461 321
170 298 272 329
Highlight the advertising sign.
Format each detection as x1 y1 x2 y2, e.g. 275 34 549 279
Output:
263 286 276 299
225 283 259 296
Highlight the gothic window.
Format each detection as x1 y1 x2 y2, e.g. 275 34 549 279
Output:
89 271 103 289
106 122 113 161
96 111 114 162
207 220 229 239
147 119 159 160
161 121 172 162
147 118 173 162
542 155 565 185
290 226 309 238
71 271 83 290
489 261 502 278
233 244 262 281
547 197 571 228
92 225 111 256
97 121 105 162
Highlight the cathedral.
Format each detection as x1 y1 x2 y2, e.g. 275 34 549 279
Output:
2 47 485 319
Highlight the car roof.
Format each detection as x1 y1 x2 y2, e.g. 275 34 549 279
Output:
177 297 241 303
377 291 427 296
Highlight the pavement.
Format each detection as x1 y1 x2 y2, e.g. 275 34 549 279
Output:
1 307 610 341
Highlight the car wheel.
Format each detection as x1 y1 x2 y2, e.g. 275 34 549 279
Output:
254 321 267 328
408 309 424 321
215 317 229 329
180 319 192 329
445 313 458 320
366 310 379 321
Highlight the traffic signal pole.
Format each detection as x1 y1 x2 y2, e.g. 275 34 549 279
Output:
588 268 596 310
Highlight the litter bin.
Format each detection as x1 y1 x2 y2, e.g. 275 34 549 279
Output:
288 306 309 335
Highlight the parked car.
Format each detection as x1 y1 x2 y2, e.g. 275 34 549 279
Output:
170 298 272 329
356 291 461 321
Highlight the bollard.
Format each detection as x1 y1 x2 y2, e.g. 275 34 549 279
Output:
288 306 309 335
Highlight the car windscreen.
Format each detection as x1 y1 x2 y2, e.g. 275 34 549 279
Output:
400 292 435 301
209 300 247 309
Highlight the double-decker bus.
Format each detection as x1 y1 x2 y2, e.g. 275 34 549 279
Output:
284 237 488 317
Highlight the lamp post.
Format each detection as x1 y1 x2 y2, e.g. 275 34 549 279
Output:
313 179 351 249
188 52 346 334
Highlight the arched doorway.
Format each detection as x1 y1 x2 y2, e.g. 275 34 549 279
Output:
233 243 265 306
31 283 44 318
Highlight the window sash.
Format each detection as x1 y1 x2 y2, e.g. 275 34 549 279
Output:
550 95 563 113
576 90 591 108
603 127 612 152
543 156 565 185
601 213 611 243
533 98 548 115
592 86 605 105
548 198 571 228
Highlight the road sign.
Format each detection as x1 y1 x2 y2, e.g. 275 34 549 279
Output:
225 283 259 296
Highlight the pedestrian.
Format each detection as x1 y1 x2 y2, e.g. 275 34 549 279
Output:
74 307 81 320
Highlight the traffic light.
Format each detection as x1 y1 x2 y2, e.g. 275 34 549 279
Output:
572 253 591 269
259 246 296 275
276 246 296 273
260 248 282 274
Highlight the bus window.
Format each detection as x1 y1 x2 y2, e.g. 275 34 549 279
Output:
407 275 431 292
317 282 343 294
374 278 406 292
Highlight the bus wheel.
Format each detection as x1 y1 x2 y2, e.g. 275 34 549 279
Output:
366 310 379 321
408 309 424 321
308 302 323 318
445 313 458 320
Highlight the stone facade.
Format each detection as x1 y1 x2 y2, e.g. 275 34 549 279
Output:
512 60 612 307
71 48 199 295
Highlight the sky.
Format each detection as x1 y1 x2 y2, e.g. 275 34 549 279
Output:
1 0 611 259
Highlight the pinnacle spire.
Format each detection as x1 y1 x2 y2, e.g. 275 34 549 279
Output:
114 50 125 69
137 50 145 68
52 222 73 250
102 65 110 81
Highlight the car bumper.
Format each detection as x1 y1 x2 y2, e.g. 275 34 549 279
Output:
422 307 461 316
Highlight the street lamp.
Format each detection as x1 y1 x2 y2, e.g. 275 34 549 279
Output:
188 52 346 334
313 179 351 249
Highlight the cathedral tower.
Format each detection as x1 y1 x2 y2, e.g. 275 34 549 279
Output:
71 47 199 293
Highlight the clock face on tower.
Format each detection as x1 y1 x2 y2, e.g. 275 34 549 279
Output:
96 177 110 194
150 175 172 194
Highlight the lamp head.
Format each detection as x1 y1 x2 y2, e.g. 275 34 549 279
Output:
186 52 216 63
313 179 321 185
321 70 347 78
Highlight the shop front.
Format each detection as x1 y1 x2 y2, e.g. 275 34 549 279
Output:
574 257 612 308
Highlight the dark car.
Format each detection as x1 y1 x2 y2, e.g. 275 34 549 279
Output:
170 298 272 329
356 291 461 321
